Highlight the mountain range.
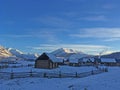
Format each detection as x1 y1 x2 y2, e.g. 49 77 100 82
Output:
6 48 39 60
0 46 39 61
51 48 89 59
0 45 120 62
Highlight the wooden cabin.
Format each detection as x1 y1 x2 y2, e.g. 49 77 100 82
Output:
35 53 59 69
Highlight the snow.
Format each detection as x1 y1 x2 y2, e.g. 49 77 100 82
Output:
6 48 39 60
51 48 85 58
82 57 95 62
0 46 12 57
46 53 62 63
0 56 18 62
0 65 97 73
0 58 120 90
7 48 23 55
0 47 120 89
0 67 120 90
69 59 78 63
52 48 78 54
69 54 87 63
101 58 116 63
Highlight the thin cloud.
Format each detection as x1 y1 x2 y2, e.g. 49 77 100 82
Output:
102 4 116 9
33 16 73 28
0 31 59 43
80 15 107 21
70 28 120 42
29 44 110 55
0 34 33 38
103 38 120 42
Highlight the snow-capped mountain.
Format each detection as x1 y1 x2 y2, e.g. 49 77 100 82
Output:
51 48 88 59
51 48 77 57
0 46 12 58
7 48 39 60
7 48 23 57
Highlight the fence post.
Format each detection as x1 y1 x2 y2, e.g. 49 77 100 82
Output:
105 68 108 72
84 87 87 90
76 72 78 77
59 71 61 78
10 71 14 79
91 70 94 75
44 73 46 78
30 70 33 77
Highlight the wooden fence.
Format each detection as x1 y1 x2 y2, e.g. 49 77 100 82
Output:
0 64 34 69
0 68 108 79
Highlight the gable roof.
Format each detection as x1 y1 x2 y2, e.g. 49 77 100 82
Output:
37 53 62 63
46 53 59 62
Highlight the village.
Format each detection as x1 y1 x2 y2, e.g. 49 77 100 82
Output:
0 43 120 90
0 50 120 80
0 47 120 90
0 50 120 90
35 52 120 69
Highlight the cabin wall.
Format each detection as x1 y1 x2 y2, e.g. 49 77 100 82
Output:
35 59 50 69
35 59 58 69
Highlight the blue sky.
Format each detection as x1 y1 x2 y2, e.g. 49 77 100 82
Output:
1 0 120 55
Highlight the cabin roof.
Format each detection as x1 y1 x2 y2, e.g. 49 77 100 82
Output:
69 59 78 63
82 57 95 62
37 53 62 63
101 58 116 63
46 53 62 62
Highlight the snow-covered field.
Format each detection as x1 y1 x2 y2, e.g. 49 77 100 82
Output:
0 66 120 90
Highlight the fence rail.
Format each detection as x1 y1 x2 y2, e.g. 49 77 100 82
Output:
0 64 34 69
0 68 108 79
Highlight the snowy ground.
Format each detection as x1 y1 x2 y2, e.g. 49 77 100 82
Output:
0 66 120 90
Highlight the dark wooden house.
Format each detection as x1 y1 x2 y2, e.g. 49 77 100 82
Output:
35 53 59 69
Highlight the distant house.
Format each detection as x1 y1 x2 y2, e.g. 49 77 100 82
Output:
69 59 79 66
35 53 61 69
100 58 117 66
94 57 101 65
78 57 95 66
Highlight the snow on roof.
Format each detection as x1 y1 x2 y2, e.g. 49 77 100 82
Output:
89 58 95 62
46 53 63 63
78 57 95 63
101 58 116 63
69 59 78 63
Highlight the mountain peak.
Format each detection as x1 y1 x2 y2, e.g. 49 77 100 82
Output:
57 48 78 53
51 48 84 58
6 48 39 60
7 48 24 55
0 46 12 57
